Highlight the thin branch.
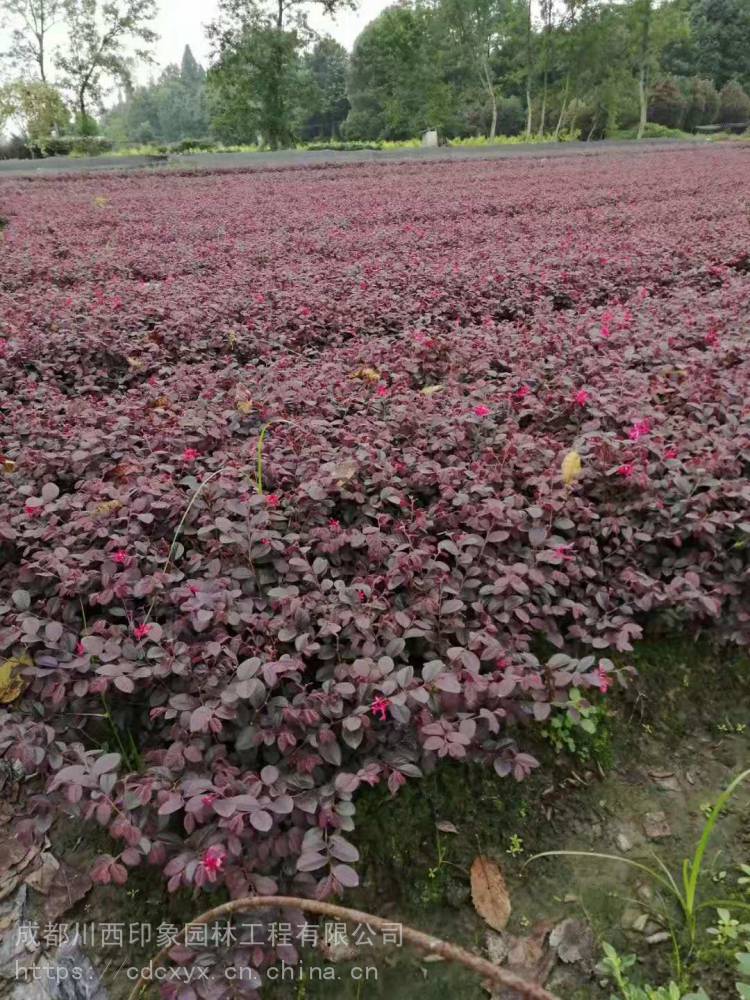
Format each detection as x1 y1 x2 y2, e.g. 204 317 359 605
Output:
126 895 561 1000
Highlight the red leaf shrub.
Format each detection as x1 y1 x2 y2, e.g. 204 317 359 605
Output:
1 149 749 990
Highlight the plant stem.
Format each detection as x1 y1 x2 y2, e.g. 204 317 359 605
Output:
126 896 561 1000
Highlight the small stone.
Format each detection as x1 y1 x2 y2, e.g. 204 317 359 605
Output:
646 931 671 945
616 833 633 853
643 811 671 839
620 907 644 930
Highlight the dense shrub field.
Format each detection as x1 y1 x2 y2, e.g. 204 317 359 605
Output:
1 148 749 991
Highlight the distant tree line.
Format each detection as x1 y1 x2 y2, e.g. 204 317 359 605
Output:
2 0 750 155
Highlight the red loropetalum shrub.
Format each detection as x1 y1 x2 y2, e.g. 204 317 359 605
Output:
1 149 749 992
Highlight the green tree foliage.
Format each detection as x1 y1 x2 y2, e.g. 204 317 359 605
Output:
103 46 209 144
297 36 349 140
205 0 355 149
56 0 158 126
690 0 750 90
648 75 687 126
680 75 718 129
0 79 69 150
717 79 750 124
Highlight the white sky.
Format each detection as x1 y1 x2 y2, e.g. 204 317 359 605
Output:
0 1 394 88
153 0 393 69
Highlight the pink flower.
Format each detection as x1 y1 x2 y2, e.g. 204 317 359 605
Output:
266 493 280 508
617 464 634 478
357 589 366 602
598 664 611 694
371 696 390 721
629 419 651 441
376 386 389 397
254 292 265 304
705 329 719 347
496 657 509 671
473 404 490 417
201 794 217 808
133 623 151 641
182 448 199 462
553 544 575 561
75 642 86 656
574 389 589 407
515 385 531 399
328 518 340 530
24 503 42 517
112 550 129 565
201 847 226 882
664 448 678 460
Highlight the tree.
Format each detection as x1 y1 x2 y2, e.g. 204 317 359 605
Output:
56 0 157 127
0 0 64 82
344 4 453 140
681 75 718 129
206 0 355 149
690 0 750 90
0 79 69 151
440 0 511 139
717 79 750 124
627 0 689 138
298 36 349 140
648 75 686 126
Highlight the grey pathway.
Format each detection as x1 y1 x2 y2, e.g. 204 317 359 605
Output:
0 137 732 179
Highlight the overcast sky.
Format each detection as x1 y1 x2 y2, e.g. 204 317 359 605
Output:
144 0 391 72
0 0 393 89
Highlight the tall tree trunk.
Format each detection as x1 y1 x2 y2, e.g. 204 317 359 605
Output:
554 76 570 138
481 61 497 140
538 78 547 136
37 33 46 83
525 0 533 138
636 0 651 140
637 63 647 139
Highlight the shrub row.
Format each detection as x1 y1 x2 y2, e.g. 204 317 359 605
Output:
1 149 749 994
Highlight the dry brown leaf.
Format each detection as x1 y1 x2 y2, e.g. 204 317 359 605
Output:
335 460 358 487
2 458 16 474
25 853 61 895
41 862 92 924
436 820 458 834
470 855 511 932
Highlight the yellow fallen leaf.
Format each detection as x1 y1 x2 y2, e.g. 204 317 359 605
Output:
561 450 582 486
2 459 16 474
228 331 238 348
470 856 511 932
236 399 253 414
93 196 109 209
421 385 444 396
93 499 123 517
350 367 380 383
0 656 30 704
